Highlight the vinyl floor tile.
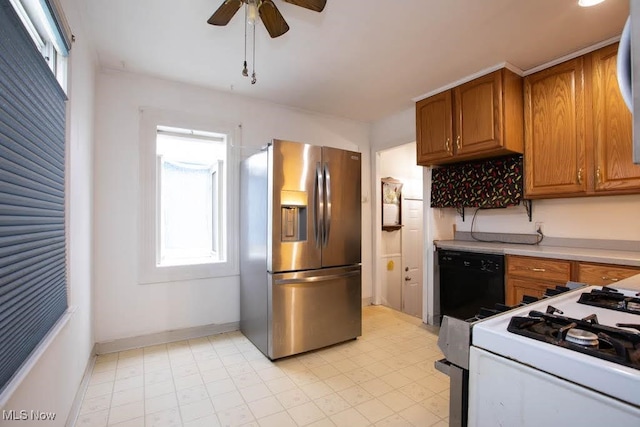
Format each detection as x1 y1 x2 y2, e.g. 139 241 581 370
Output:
73 306 448 427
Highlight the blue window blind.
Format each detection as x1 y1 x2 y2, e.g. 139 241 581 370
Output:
0 0 68 393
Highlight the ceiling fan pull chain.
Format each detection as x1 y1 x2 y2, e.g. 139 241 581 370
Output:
208 0 325 82
251 23 257 84
242 3 248 76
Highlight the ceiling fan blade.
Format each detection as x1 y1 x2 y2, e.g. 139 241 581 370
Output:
282 0 326 12
259 0 290 38
207 0 243 26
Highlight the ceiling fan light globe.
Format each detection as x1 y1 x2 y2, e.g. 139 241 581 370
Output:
578 0 605 7
247 1 259 25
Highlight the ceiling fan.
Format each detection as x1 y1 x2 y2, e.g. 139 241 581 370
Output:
207 0 326 38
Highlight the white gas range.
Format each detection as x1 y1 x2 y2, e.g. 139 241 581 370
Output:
468 284 640 426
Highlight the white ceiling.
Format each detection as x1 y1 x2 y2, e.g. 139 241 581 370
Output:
75 0 629 122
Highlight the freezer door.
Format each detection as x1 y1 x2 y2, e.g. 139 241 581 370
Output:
269 266 362 359
321 147 361 267
269 140 322 272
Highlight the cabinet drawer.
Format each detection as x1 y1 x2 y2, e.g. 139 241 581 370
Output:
507 256 571 282
576 263 640 286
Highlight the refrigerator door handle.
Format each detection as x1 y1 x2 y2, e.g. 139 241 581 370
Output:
315 162 324 248
274 270 360 285
323 162 331 247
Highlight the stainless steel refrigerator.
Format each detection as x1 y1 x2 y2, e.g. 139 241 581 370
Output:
240 139 362 359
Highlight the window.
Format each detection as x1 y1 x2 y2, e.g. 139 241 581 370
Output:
139 110 239 284
156 127 226 266
8 0 70 91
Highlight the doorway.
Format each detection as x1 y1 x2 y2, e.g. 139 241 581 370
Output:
376 142 424 318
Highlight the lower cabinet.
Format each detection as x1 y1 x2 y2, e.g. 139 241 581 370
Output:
506 256 571 305
575 262 640 286
508 277 560 305
506 255 640 305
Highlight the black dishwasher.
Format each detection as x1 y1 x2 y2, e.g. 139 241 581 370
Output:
438 250 505 321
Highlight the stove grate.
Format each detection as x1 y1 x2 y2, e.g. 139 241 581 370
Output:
507 310 640 371
577 289 640 315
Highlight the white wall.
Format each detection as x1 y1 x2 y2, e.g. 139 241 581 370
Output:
379 142 423 200
93 71 372 343
1 0 96 424
371 108 416 152
453 195 640 240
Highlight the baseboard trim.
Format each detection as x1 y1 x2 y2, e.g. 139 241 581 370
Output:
65 345 97 427
362 297 372 307
94 321 240 355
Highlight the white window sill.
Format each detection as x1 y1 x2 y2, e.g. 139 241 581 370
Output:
138 261 239 285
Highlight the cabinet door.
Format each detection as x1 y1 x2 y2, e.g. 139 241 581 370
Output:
454 70 502 156
524 58 587 198
592 44 640 192
576 262 640 286
506 277 557 306
416 91 453 165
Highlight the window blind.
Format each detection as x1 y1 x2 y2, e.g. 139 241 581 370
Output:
0 0 67 393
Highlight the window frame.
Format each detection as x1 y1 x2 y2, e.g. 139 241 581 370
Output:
9 0 69 92
138 108 239 284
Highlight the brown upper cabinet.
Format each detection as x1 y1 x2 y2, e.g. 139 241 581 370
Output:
524 57 587 197
416 68 524 166
591 44 640 193
416 91 453 164
524 43 640 199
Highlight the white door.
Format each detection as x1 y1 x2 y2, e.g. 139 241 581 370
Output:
401 199 423 318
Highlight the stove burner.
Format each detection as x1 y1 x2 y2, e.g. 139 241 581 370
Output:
507 310 640 371
577 289 640 315
629 301 640 312
565 328 599 347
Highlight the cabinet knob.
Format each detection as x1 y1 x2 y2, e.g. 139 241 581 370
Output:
601 276 619 282
456 135 461 150
531 267 546 272
577 168 583 184
445 138 450 152
596 167 602 184
405 276 411 281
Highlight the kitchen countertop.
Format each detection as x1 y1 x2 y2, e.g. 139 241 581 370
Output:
615 272 640 292
434 240 640 267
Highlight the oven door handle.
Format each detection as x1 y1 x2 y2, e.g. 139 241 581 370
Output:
434 358 468 427
435 358 452 376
